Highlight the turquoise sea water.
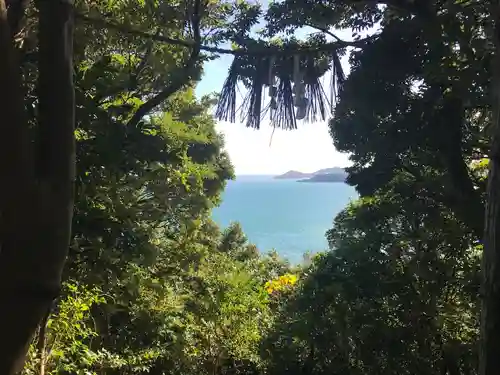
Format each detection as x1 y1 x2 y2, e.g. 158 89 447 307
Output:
212 175 358 263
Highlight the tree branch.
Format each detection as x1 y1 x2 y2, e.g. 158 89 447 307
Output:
348 0 436 17
130 32 156 89
305 22 379 45
37 307 51 375
6 0 29 37
93 33 158 106
75 12 370 57
125 0 203 128
304 23 347 42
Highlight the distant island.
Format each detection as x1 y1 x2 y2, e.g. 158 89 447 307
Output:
274 167 347 183
274 170 311 179
298 173 346 183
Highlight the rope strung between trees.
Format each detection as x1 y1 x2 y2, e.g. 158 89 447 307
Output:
77 13 372 130
76 13 369 56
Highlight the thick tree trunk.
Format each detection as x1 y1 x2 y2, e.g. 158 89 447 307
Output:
0 0 75 373
438 94 485 239
480 129 500 375
480 3 500 374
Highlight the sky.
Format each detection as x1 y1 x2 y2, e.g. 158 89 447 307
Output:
195 14 355 175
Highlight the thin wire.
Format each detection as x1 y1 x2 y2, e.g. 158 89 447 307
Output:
269 126 276 147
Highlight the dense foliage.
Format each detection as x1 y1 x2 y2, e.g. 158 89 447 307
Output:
3 0 493 373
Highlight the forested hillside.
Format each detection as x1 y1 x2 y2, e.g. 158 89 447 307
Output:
0 0 495 374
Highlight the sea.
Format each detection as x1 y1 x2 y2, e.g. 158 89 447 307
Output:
212 175 358 264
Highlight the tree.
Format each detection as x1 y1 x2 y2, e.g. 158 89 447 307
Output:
16 55 275 372
0 0 243 371
5 2 278 372
264 171 480 375
209 0 499 372
6 0 500 373
0 1 75 372
22 282 105 375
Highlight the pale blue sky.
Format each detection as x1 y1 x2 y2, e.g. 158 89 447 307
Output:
195 10 355 175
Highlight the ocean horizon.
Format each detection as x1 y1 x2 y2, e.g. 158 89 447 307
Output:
212 175 357 263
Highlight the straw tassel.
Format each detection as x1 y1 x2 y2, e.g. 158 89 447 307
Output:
215 58 239 123
216 47 346 129
240 58 265 129
271 75 297 130
330 52 345 113
305 79 328 123
268 56 277 119
303 55 328 122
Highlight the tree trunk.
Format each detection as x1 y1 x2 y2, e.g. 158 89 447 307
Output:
0 0 75 373
37 309 50 375
480 2 500 374
480 128 500 375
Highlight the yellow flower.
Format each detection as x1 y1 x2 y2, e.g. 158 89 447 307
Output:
264 273 298 294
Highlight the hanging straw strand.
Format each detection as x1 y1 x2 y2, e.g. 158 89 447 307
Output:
302 54 328 123
305 78 328 123
272 76 297 130
240 58 265 129
330 51 345 113
215 58 239 123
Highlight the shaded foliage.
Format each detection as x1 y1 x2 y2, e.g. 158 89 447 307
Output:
8 0 495 374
